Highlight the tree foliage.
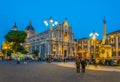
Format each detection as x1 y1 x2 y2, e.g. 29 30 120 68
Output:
5 30 27 53
2 49 13 56
17 44 28 54
5 30 27 43
7 49 13 56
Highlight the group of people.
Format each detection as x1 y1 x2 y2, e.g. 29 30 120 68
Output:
16 55 87 73
76 55 87 73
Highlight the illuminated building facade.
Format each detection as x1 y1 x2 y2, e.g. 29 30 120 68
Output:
77 38 100 59
107 30 120 58
25 19 76 58
1 18 120 60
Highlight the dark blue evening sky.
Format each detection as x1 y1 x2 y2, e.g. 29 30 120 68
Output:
0 0 120 47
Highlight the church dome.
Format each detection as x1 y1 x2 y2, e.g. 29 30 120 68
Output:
25 21 35 31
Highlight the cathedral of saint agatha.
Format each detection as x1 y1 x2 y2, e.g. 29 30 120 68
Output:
24 18 77 58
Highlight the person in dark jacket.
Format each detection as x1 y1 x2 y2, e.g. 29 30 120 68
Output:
75 56 81 73
81 58 87 73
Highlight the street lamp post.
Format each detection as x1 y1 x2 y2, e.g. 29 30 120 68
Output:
44 17 58 57
44 17 58 31
34 35 36 51
89 31 99 61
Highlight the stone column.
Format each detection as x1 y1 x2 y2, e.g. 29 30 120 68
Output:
69 44 71 56
56 42 58 56
68 41 69 57
45 43 47 57
51 43 53 56
30 46 32 53
48 43 50 55
116 34 119 57
39 45 41 57
82 41 84 57
49 42 52 55
88 40 91 59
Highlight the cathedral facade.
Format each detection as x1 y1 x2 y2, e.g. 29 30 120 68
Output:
24 19 77 58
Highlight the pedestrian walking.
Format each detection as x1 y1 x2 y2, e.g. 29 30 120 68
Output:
75 55 81 73
81 58 87 73
17 56 20 64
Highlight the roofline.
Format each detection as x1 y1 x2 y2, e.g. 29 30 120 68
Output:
107 30 120 35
